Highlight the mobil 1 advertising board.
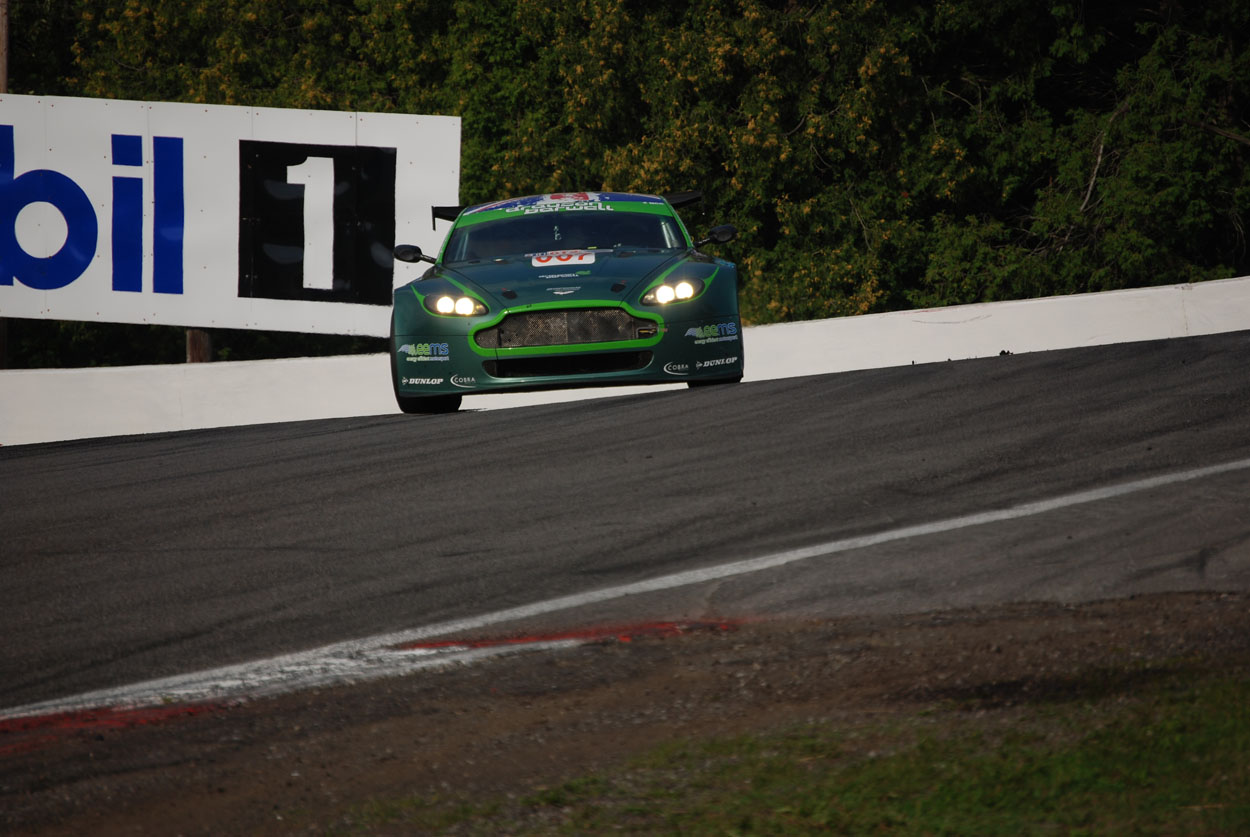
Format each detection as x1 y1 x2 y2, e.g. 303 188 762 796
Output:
0 94 460 336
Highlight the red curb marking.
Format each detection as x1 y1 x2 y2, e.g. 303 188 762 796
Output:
0 703 225 756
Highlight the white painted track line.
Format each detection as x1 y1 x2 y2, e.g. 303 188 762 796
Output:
5 455 1248 721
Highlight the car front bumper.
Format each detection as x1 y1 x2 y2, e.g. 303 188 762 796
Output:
394 309 743 397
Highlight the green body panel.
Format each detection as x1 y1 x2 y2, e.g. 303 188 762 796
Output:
391 192 743 402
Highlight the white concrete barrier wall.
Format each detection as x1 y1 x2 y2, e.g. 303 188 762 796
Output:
2 276 1248 446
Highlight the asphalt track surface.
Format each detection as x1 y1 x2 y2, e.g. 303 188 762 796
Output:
3 331 1250 711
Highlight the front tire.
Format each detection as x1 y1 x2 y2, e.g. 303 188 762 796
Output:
688 376 742 388
396 392 462 414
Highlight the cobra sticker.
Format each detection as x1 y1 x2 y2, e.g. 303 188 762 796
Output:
531 250 596 267
663 362 690 376
450 374 478 388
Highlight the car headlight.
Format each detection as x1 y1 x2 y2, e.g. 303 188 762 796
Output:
426 294 487 316
641 277 703 305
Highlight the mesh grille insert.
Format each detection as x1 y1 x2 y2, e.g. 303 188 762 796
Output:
476 308 654 349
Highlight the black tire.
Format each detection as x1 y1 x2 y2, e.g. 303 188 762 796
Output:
390 321 462 414
396 392 463 414
688 376 742 389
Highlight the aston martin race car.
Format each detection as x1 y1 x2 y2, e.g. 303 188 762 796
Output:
389 191 743 413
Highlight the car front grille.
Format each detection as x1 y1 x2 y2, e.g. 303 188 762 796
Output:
483 351 653 378
475 308 656 349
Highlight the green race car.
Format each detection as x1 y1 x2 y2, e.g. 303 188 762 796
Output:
390 191 742 413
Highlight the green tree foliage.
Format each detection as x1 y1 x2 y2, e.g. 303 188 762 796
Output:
7 0 81 94
8 0 1249 363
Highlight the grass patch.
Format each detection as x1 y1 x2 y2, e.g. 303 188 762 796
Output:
330 668 1249 835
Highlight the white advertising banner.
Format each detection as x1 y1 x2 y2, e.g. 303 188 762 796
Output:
0 94 460 335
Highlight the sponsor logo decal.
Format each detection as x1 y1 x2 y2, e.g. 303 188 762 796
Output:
684 322 740 345
663 362 690 376
696 356 739 370
1 127 183 293
508 201 613 215
450 374 477 388
507 194 614 215
399 342 450 362
531 250 596 267
402 377 444 386
465 192 662 215
546 286 580 295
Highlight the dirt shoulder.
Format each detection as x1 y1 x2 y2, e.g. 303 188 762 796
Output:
3 591 1248 835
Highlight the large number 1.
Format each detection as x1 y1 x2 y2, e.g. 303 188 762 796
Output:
287 157 335 291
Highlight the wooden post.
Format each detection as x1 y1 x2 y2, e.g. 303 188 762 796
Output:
186 329 213 363
0 0 8 95
1 0 9 369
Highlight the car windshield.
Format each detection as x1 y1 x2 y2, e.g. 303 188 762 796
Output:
443 210 686 263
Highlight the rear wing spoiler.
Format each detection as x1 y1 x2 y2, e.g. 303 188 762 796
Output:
662 190 702 210
432 205 463 228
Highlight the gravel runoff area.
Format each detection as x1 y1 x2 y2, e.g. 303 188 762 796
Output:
2 591 1248 835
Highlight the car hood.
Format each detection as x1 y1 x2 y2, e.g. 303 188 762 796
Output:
427 249 686 309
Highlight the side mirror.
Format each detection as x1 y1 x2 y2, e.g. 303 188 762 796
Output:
696 224 737 248
394 244 435 264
